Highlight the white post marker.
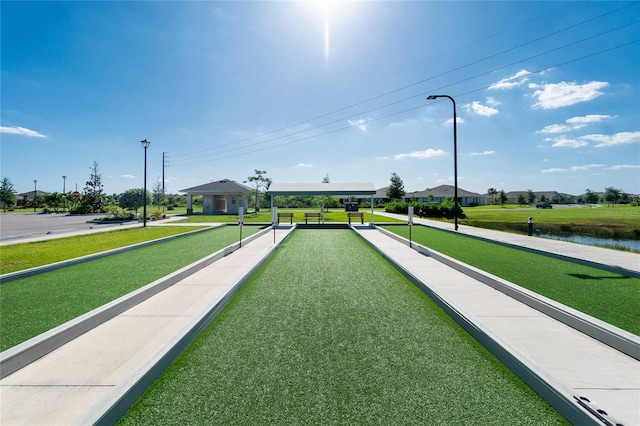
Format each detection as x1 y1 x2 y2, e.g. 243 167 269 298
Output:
238 207 244 247
408 206 414 248
271 206 277 243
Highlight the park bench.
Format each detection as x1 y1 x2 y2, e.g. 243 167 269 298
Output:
347 212 364 224
304 212 322 224
277 212 293 224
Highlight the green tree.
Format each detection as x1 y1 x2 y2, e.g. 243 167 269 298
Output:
487 187 497 205
386 172 405 200
81 161 106 213
603 186 621 206
245 169 271 213
516 193 527 206
0 177 17 212
42 192 64 212
498 190 507 207
321 174 338 211
526 189 535 206
119 188 149 214
152 179 164 209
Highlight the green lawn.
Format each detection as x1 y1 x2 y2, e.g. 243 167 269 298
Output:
0 226 208 274
461 204 640 239
0 226 263 351
382 225 640 335
119 230 567 425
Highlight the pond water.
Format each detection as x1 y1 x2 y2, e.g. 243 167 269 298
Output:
539 233 640 253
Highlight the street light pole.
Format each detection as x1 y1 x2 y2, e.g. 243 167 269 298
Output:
427 94 458 230
141 139 151 227
33 179 38 213
62 175 67 212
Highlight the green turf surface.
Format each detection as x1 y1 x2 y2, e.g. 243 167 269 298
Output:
382 225 640 335
0 226 208 275
119 230 567 425
0 226 262 351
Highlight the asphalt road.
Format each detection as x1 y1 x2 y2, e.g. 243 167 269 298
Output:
0 213 123 242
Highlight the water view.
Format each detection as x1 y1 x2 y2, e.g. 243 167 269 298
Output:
540 234 640 253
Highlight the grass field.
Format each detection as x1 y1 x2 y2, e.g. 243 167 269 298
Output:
382 225 640 335
0 226 263 351
118 230 567 425
461 205 640 240
0 226 208 275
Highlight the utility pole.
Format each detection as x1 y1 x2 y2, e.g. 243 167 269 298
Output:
162 152 168 212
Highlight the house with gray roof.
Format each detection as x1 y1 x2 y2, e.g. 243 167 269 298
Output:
404 184 486 207
180 179 252 214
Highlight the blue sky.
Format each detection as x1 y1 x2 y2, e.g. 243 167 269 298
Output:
2 1 639 197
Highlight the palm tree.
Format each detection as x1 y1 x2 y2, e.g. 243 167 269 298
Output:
487 187 498 205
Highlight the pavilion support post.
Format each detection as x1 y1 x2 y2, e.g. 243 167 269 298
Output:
321 195 325 224
186 194 193 215
370 196 374 226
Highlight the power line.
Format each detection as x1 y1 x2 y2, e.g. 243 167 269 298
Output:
169 2 638 163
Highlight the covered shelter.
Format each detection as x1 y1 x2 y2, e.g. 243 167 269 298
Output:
266 182 377 224
180 179 251 215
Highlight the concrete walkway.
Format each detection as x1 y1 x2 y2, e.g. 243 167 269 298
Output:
1 222 638 424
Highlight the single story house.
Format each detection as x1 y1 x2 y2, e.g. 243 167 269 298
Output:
404 184 486 207
180 179 252 214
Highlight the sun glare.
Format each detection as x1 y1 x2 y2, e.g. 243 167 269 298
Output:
305 0 345 64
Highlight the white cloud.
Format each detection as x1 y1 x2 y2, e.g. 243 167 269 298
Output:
566 114 613 125
394 148 446 160
121 174 135 179
0 126 46 137
607 164 640 170
537 114 613 134
470 150 495 156
464 101 499 117
296 163 314 167
546 136 589 148
538 124 573 134
531 81 608 109
348 118 368 131
581 131 640 147
485 97 500 106
444 117 464 126
542 164 604 173
489 70 531 90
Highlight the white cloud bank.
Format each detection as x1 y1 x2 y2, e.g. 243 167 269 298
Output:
470 150 495 156
489 70 531 90
581 131 640 147
541 164 604 173
537 115 614 134
544 131 639 148
530 81 608 109
0 126 46 137
394 148 446 160
464 101 499 117
348 118 368 132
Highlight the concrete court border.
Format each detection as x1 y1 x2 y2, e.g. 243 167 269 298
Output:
351 225 614 426
375 225 640 361
0 225 272 379
80 224 297 425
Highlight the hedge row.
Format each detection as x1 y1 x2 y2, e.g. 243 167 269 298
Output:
384 200 465 219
